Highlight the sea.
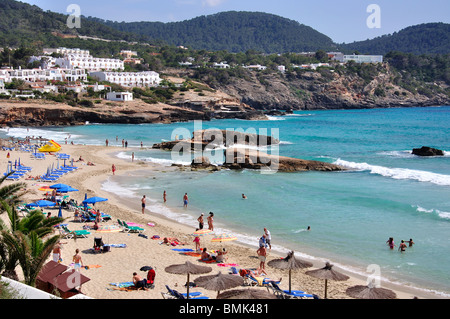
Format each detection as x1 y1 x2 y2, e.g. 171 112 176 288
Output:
2 105 450 297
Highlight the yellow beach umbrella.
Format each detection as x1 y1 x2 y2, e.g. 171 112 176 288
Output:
211 233 237 243
192 229 212 237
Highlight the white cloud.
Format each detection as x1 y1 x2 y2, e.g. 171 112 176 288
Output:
202 0 226 7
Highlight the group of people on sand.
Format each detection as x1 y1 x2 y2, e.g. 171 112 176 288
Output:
387 237 415 252
197 212 214 231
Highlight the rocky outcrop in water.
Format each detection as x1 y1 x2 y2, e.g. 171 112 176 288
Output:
412 146 444 156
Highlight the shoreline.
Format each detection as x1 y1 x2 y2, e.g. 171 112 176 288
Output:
1 142 446 299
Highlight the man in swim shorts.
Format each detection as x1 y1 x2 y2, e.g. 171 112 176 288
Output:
256 245 267 270
141 195 146 214
183 193 188 208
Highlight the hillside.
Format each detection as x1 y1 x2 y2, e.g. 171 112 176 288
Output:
95 11 337 53
340 23 450 55
0 0 151 48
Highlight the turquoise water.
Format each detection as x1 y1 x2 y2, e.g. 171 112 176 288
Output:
3 106 450 296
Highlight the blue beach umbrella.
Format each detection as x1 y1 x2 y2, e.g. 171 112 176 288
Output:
26 200 56 208
50 183 70 189
82 197 108 205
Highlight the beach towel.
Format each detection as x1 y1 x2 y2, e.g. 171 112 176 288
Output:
171 248 194 252
198 259 216 264
147 222 155 227
183 252 201 257
109 282 135 288
107 244 127 248
217 263 239 267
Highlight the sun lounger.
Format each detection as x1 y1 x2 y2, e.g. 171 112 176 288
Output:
162 285 206 299
62 226 90 238
267 282 315 299
118 219 145 233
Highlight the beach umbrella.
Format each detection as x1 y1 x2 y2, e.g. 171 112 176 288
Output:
38 186 51 191
165 261 212 299
96 224 121 244
82 196 108 205
26 200 56 208
267 251 313 294
217 288 277 300
345 283 397 299
192 229 212 237
194 271 244 297
305 262 349 299
211 233 237 243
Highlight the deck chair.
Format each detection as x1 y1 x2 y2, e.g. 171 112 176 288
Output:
58 226 74 239
63 226 90 238
123 221 145 233
267 282 315 299
93 237 104 253
165 285 207 299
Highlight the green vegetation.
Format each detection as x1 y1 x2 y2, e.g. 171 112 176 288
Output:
340 23 450 55
98 11 336 54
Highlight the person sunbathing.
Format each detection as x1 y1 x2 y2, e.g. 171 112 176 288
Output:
200 248 215 262
163 237 186 246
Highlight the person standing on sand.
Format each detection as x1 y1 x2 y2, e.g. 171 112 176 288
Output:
256 245 267 270
183 193 189 208
141 195 146 214
197 213 204 229
105 139 108 146
52 241 66 263
112 164 116 175
264 228 272 249
207 212 214 231
73 249 84 271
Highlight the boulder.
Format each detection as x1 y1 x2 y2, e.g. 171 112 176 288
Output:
412 146 444 156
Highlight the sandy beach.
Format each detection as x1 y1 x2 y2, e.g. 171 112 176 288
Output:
0 140 442 300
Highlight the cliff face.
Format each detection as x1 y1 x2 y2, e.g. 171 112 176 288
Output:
210 65 450 110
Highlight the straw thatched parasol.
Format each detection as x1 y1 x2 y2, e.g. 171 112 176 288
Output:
217 288 277 299
305 262 349 299
165 261 212 299
194 271 244 297
267 251 313 293
346 284 397 299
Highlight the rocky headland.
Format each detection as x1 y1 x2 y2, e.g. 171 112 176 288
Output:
154 129 344 173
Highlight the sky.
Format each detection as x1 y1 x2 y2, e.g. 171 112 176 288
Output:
19 0 450 43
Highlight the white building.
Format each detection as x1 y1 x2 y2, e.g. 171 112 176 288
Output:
328 52 344 62
343 55 383 64
106 91 133 102
43 47 90 57
243 64 267 71
0 79 9 95
0 69 11 83
56 55 124 72
89 71 161 88
213 62 230 69
120 50 138 58
6 67 87 83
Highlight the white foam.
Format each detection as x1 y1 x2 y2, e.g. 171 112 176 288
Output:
0 127 81 141
101 179 138 198
414 205 450 220
379 150 450 158
334 159 450 186
266 116 285 121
